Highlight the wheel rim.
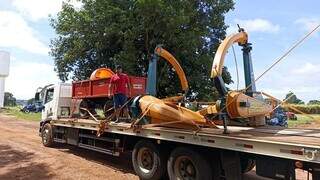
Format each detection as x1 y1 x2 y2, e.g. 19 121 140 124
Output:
174 156 196 180
42 128 50 144
137 147 154 174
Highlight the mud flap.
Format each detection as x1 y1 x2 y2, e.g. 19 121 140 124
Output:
220 150 242 180
256 156 295 180
66 128 79 145
313 167 320 180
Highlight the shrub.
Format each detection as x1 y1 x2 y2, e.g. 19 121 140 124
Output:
282 104 320 114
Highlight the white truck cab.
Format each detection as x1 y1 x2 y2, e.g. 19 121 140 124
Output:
36 83 72 121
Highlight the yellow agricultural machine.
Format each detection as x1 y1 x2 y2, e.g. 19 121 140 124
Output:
131 29 272 132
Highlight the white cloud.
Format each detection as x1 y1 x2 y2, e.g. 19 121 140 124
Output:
225 48 320 102
262 86 320 103
295 18 320 33
0 11 49 54
5 60 59 100
228 18 280 34
12 0 83 21
255 61 320 103
12 0 62 21
294 62 320 75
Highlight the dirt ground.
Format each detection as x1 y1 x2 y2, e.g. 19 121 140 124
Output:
0 114 312 180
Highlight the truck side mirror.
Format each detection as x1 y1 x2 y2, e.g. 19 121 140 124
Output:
35 92 40 101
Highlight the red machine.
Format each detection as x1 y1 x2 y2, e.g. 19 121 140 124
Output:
72 76 146 99
71 68 146 118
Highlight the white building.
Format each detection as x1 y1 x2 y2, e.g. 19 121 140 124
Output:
0 51 10 107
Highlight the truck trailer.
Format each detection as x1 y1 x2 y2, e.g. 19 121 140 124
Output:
38 83 320 179
38 32 320 180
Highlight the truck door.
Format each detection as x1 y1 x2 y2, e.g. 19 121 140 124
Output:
42 88 55 120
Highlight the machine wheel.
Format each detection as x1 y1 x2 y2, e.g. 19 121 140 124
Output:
79 100 98 119
167 147 212 180
79 100 89 118
41 123 54 147
103 100 114 119
132 140 167 180
241 157 256 173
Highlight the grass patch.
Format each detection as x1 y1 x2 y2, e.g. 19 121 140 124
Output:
0 106 41 121
288 114 320 128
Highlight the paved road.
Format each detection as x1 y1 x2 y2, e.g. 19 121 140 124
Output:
0 114 310 180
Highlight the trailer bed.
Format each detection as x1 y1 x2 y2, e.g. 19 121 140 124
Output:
51 118 320 164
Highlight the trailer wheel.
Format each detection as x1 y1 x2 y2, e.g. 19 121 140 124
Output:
132 140 167 180
41 123 54 147
241 158 255 173
167 147 212 180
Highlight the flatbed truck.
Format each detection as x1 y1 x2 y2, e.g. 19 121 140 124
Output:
39 83 320 180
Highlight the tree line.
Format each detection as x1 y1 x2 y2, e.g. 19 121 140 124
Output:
284 91 320 105
50 0 234 100
49 1 320 104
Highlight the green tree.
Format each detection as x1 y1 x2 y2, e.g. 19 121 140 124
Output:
308 100 320 105
284 91 304 104
50 0 234 100
27 98 35 105
4 92 16 106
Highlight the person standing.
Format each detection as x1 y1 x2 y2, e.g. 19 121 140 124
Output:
108 65 131 120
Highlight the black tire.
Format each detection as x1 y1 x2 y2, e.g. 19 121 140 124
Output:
167 147 212 180
41 123 54 147
132 140 167 180
79 100 89 118
241 158 255 173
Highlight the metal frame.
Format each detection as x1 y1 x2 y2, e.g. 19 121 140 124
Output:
51 118 320 164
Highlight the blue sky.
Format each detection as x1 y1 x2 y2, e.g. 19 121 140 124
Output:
224 0 320 103
0 0 319 102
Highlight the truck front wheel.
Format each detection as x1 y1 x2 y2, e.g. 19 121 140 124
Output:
167 147 212 180
132 140 167 180
41 123 54 147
